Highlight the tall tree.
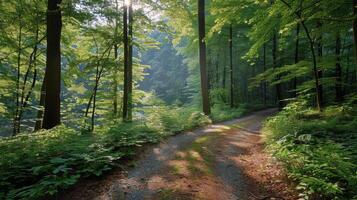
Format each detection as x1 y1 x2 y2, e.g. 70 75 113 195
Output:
293 22 300 97
272 33 282 109
229 24 234 108
128 0 133 121
198 0 210 115
42 0 62 129
353 0 357 70
316 21 324 107
122 0 129 121
113 0 120 116
263 43 267 105
335 33 343 102
122 0 133 122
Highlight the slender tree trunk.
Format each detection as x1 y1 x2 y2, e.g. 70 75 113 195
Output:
113 0 119 117
13 12 22 136
43 0 62 129
222 63 226 88
113 44 118 116
353 0 357 73
198 0 210 115
316 21 324 108
215 55 219 88
263 43 267 106
229 24 234 108
19 20 41 132
35 78 46 131
127 1 133 121
335 34 343 102
279 0 321 111
272 33 282 109
122 2 129 121
293 23 300 97
90 60 100 132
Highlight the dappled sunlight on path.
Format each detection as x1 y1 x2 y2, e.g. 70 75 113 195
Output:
60 109 297 200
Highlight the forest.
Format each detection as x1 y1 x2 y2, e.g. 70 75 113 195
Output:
0 0 356 199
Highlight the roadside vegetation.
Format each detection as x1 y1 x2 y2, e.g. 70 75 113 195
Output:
263 98 357 199
1 103 264 199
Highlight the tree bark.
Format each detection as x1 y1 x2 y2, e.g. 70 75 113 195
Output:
353 0 357 73
122 1 129 121
272 33 283 109
335 34 343 102
113 44 118 116
316 21 324 107
35 78 46 131
13 13 22 135
198 0 210 115
215 55 219 88
293 23 300 97
229 24 234 108
127 1 133 121
43 0 62 129
263 43 267 106
113 0 119 117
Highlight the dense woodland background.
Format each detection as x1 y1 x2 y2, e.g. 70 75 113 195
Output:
1 0 357 199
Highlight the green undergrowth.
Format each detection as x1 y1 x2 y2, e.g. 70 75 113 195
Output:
0 106 211 200
263 101 357 200
210 103 268 122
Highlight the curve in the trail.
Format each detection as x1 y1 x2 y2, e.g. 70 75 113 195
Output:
104 108 278 200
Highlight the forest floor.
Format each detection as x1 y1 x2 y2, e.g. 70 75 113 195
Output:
60 109 298 200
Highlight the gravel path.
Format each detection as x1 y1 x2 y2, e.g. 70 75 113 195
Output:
107 109 277 200
60 108 298 200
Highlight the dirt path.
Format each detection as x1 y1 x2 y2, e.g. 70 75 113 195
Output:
60 109 297 200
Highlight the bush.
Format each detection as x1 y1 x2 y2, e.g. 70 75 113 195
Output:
210 103 248 122
263 101 357 199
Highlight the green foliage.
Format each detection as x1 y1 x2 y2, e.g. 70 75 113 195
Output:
211 104 247 122
144 106 212 133
0 105 213 199
263 101 357 199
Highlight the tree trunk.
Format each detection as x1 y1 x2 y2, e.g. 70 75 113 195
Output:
279 0 321 111
43 0 62 129
34 78 46 131
316 21 324 108
263 43 267 106
293 23 300 97
215 55 219 88
127 1 133 121
353 0 357 73
113 0 119 117
229 24 234 108
272 33 283 109
335 34 343 102
222 63 226 88
122 1 129 121
198 0 210 115
13 17 22 136
90 60 100 132
113 44 118 116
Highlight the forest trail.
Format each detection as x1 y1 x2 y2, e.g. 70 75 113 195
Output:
61 109 297 200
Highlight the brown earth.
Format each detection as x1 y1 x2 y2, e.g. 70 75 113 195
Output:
60 109 298 200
